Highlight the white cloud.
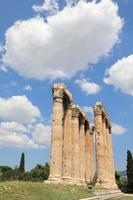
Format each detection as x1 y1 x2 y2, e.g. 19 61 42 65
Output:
0 45 4 53
112 123 126 135
104 55 133 96
75 78 101 95
82 106 93 114
0 122 29 133
0 121 51 149
0 95 51 148
0 122 39 148
65 0 78 7
3 0 122 80
0 64 7 72
24 85 32 91
32 0 59 15
33 123 51 146
0 129 39 148
0 96 41 123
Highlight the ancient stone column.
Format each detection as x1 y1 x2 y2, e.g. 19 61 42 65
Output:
94 103 106 185
85 123 95 183
102 115 109 184
71 105 80 183
108 125 117 187
89 124 95 182
62 102 72 182
79 115 86 183
48 85 63 181
85 122 90 183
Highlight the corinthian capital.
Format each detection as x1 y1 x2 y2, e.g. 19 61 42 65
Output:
72 105 80 118
53 88 63 99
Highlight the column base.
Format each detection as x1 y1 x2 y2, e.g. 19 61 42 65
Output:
95 181 118 190
62 176 74 184
47 174 62 183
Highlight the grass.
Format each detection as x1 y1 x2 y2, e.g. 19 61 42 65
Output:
0 181 94 200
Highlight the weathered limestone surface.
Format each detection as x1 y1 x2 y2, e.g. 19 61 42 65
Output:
89 124 95 182
102 115 109 184
49 84 64 181
85 123 95 183
62 102 72 182
79 115 86 183
94 103 106 185
108 126 116 187
71 105 80 183
48 83 117 189
93 102 117 189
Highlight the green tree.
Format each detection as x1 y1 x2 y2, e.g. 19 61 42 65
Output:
0 166 12 174
19 152 25 173
115 171 121 182
126 150 133 193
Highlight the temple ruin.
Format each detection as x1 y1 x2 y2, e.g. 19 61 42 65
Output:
48 83 117 189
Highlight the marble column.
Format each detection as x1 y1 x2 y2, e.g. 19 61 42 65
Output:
94 108 106 185
71 106 80 182
85 122 90 183
89 124 95 182
108 125 117 187
79 116 86 183
62 102 72 182
49 87 63 181
102 115 109 184
85 123 95 183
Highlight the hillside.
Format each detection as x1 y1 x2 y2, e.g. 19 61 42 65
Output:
0 181 93 200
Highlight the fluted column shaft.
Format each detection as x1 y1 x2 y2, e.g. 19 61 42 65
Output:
62 103 72 181
49 90 63 181
102 117 109 184
94 111 106 185
85 124 90 183
108 127 116 186
85 124 94 183
89 126 95 182
71 108 80 182
79 118 86 183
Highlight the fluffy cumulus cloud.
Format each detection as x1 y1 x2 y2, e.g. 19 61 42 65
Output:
0 96 41 123
2 0 122 80
82 106 93 114
0 96 51 148
0 122 29 133
104 55 133 96
32 0 59 15
0 45 4 53
75 78 101 95
0 121 51 148
33 124 51 146
0 129 39 148
112 123 126 135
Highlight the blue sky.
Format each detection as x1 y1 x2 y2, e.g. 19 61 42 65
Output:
0 0 133 171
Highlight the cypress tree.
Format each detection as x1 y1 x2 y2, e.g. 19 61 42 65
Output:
126 150 133 193
19 152 25 173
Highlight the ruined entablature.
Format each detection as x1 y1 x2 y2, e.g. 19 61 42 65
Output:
52 83 72 102
93 101 111 128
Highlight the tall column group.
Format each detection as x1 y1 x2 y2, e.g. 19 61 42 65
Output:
49 83 94 184
48 83 117 189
